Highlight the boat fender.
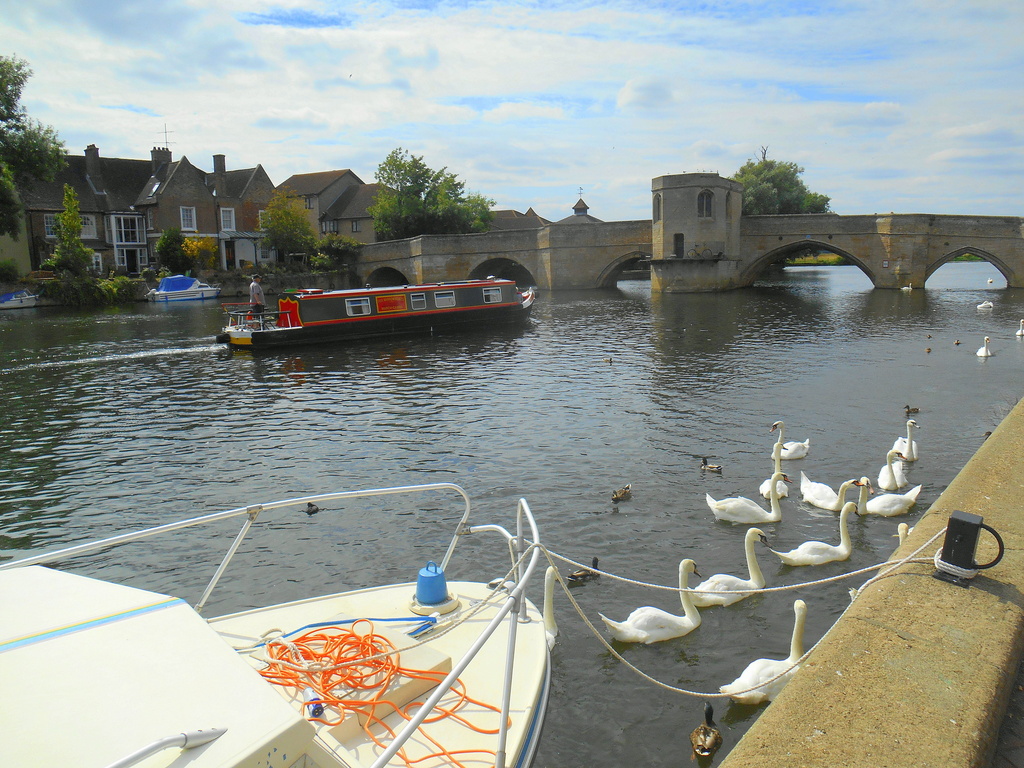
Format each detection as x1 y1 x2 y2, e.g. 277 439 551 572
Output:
416 561 449 605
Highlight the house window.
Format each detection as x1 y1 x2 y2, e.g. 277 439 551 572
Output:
323 219 338 234
410 293 426 310
304 196 315 210
698 190 714 218
80 215 97 239
258 210 266 228
146 208 154 230
180 206 196 231
220 208 235 231
115 250 127 267
346 297 371 316
433 290 456 308
351 220 361 233
91 251 102 273
482 287 502 304
114 216 144 244
43 214 57 237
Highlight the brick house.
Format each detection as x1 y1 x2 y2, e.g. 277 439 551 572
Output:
276 170 379 244
318 183 380 244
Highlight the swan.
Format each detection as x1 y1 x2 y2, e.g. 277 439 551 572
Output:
977 336 992 357
799 473 858 511
900 283 913 292
720 599 807 704
1017 320 1024 338
877 449 908 491
707 471 790 524
770 420 810 460
978 300 994 310
690 701 723 759
568 556 600 585
759 442 790 498
892 418 919 461
863 480 922 517
598 559 701 644
896 522 914 546
543 566 558 649
768 501 857 566
691 527 768 607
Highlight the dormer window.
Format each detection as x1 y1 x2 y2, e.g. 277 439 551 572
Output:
698 190 714 218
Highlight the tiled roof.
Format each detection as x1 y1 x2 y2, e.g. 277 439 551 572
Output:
21 155 153 213
278 169 363 196
322 183 381 219
489 208 552 230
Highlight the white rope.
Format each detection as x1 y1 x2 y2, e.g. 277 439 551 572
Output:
932 548 979 580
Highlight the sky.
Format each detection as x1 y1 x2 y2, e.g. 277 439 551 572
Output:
3 0 1022 222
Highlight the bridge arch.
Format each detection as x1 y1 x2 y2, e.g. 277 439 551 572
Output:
741 240 876 286
366 266 411 287
468 258 538 288
925 247 1013 285
595 250 653 288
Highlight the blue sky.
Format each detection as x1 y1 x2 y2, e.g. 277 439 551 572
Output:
3 0 1022 221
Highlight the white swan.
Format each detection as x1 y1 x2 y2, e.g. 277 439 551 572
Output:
1017 320 1024 338
799 473 858 511
977 336 992 357
863 480 922 517
770 420 810 460
691 527 768 608
896 522 913 546
598 559 701 644
759 442 790 498
978 300 994 310
892 418 919 461
877 449 908 491
768 501 857 566
543 565 558 650
900 283 913 292
720 599 807 704
707 471 790 524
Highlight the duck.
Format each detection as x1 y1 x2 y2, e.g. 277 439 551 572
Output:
767 501 857 566
689 701 723 759
598 559 701 644
978 300 994 310
892 418 919 461
977 336 993 357
304 502 320 516
988 278 995 284
691 527 768 608
758 442 790 499
877 449 909 491
860 478 922 517
904 404 920 416
770 420 810 460
798 473 858 512
567 556 600 585
720 599 807 704
706 471 790 524
700 457 723 473
1017 320 1024 338
543 566 559 650
611 484 632 502
954 339 961 345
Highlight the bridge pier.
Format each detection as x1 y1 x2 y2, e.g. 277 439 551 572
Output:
649 256 748 292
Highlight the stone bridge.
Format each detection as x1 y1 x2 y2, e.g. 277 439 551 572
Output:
353 173 1024 291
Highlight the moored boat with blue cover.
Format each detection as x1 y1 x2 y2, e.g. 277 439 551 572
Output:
147 275 222 302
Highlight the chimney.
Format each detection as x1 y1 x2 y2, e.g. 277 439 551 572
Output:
84 144 106 196
151 146 172 173
212 154 227 196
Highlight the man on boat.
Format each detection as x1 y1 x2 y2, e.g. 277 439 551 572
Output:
249 274 265 319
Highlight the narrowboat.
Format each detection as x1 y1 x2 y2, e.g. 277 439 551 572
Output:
218 277 535 348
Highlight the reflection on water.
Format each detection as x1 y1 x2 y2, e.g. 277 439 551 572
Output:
0 262 1021 765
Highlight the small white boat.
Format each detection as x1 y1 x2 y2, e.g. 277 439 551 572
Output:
0 483 551 768
147 274 222 302
0 289 38 310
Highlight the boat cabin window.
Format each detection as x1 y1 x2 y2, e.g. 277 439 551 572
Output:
433 290 457 308
410 293 427 310
346 297 372 316
482 287 503 303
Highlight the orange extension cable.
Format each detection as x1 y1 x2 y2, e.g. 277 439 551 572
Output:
258 619 511 768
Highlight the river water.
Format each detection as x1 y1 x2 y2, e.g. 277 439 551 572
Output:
2 262 1023 766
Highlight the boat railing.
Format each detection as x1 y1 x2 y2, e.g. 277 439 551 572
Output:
221 302 283 331
0 483 542 768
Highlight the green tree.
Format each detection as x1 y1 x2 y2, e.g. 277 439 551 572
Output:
369 148 494 241
260 189 316 265
155 226 191 273
312 233 362 272
731 148 831 215
51 184 92 275
0 55 65 238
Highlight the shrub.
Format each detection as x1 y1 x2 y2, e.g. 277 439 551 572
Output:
0 258 19 282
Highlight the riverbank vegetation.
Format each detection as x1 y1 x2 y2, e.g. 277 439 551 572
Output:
731 147 831 215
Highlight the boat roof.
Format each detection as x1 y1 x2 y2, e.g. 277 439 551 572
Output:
286 278 517 298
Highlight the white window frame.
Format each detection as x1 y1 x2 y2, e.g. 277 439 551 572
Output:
146 208 154 230
91 251 102 272
220 207 235 231
80 214 97 239
482 287 503 304
258 209 266 229
346 297 372 316
180 206 197 231
410 293 426 310
351 220 361 233
304 196 315 210
433 290 456 308
114 216 144 244
115 250 127 267
43 213 57 238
